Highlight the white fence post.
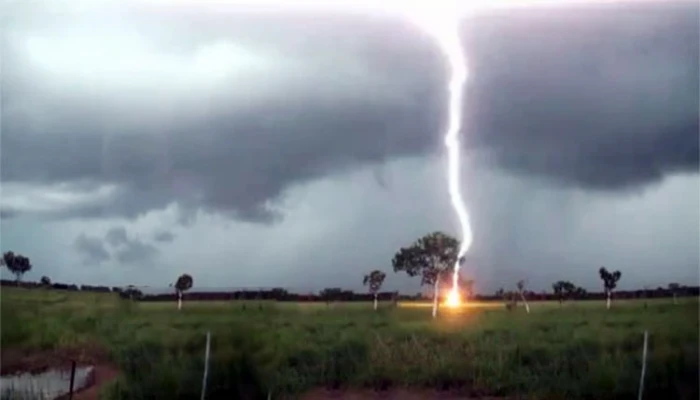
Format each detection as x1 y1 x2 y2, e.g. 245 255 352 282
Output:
638 330 649 400
201 331 211 400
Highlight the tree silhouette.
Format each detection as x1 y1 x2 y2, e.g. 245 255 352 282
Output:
392 231 459 318
668 283 680 305
599 267 622 309
363 270 387 311
122 285 143 300
573 286 587 300
174 273 194 311
1 252 32 282
516 280 530 314
552 281 576 305
40 276 51 286
563 281 576 299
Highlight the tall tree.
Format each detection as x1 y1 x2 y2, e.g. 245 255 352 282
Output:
122 285 143 300
174 273 194 311
598 267 622 309
392 231 459 318
563 281 576 299
668 283 680 305
552 281 575 305
516 280 530 314
363 270 387 311
1 252 32 282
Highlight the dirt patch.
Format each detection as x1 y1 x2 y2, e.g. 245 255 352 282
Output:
2 345 120 400
0 344 110 376
300 389 508 400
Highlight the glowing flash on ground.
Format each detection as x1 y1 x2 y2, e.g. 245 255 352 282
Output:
445 290 462 308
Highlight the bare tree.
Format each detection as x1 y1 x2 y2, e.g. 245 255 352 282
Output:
599 267 622 309
363 270 387 311
516 280 530 314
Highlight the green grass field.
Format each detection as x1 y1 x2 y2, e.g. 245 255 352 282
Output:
1 288 698 399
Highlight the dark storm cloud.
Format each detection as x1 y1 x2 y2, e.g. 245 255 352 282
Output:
105 226 128 246
105 227 160 265
153 231 175 243
114 239 159 265
74 234 110 265
73 226 160 266
0 209 19 219
464 3 699 191
2 1 697 222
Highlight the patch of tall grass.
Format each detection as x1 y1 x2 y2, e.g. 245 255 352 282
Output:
1 288 698 399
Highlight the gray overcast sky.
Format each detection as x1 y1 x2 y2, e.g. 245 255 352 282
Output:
1 0 698 294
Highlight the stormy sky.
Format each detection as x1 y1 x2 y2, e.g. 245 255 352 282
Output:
1 0 698 293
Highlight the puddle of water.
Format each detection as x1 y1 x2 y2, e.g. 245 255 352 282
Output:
1 366 94 400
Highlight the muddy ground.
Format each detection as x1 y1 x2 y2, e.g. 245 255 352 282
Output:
1 346 119 400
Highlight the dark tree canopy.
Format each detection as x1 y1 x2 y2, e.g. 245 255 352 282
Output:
573 286 588 299
175 273 194 293
40 276 51 286
1 251 32 282
363 270 386 295
599 267 622 291
122 285 143 300
552 281 576 302
392 231 460 287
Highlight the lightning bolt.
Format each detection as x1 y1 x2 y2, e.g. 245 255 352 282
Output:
408 10 472 299
438 24 472 295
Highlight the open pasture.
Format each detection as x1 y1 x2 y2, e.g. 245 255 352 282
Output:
1 288 698 399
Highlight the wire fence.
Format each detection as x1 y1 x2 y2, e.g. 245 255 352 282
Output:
0 329 653 400
1 361 90 400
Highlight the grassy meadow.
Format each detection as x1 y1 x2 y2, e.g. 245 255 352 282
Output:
1 287 698 399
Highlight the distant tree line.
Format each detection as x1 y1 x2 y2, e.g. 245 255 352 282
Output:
3 278 697 302
2 249 698 303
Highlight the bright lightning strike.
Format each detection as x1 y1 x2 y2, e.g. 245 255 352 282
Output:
431 19 472 299
405 7 473 303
